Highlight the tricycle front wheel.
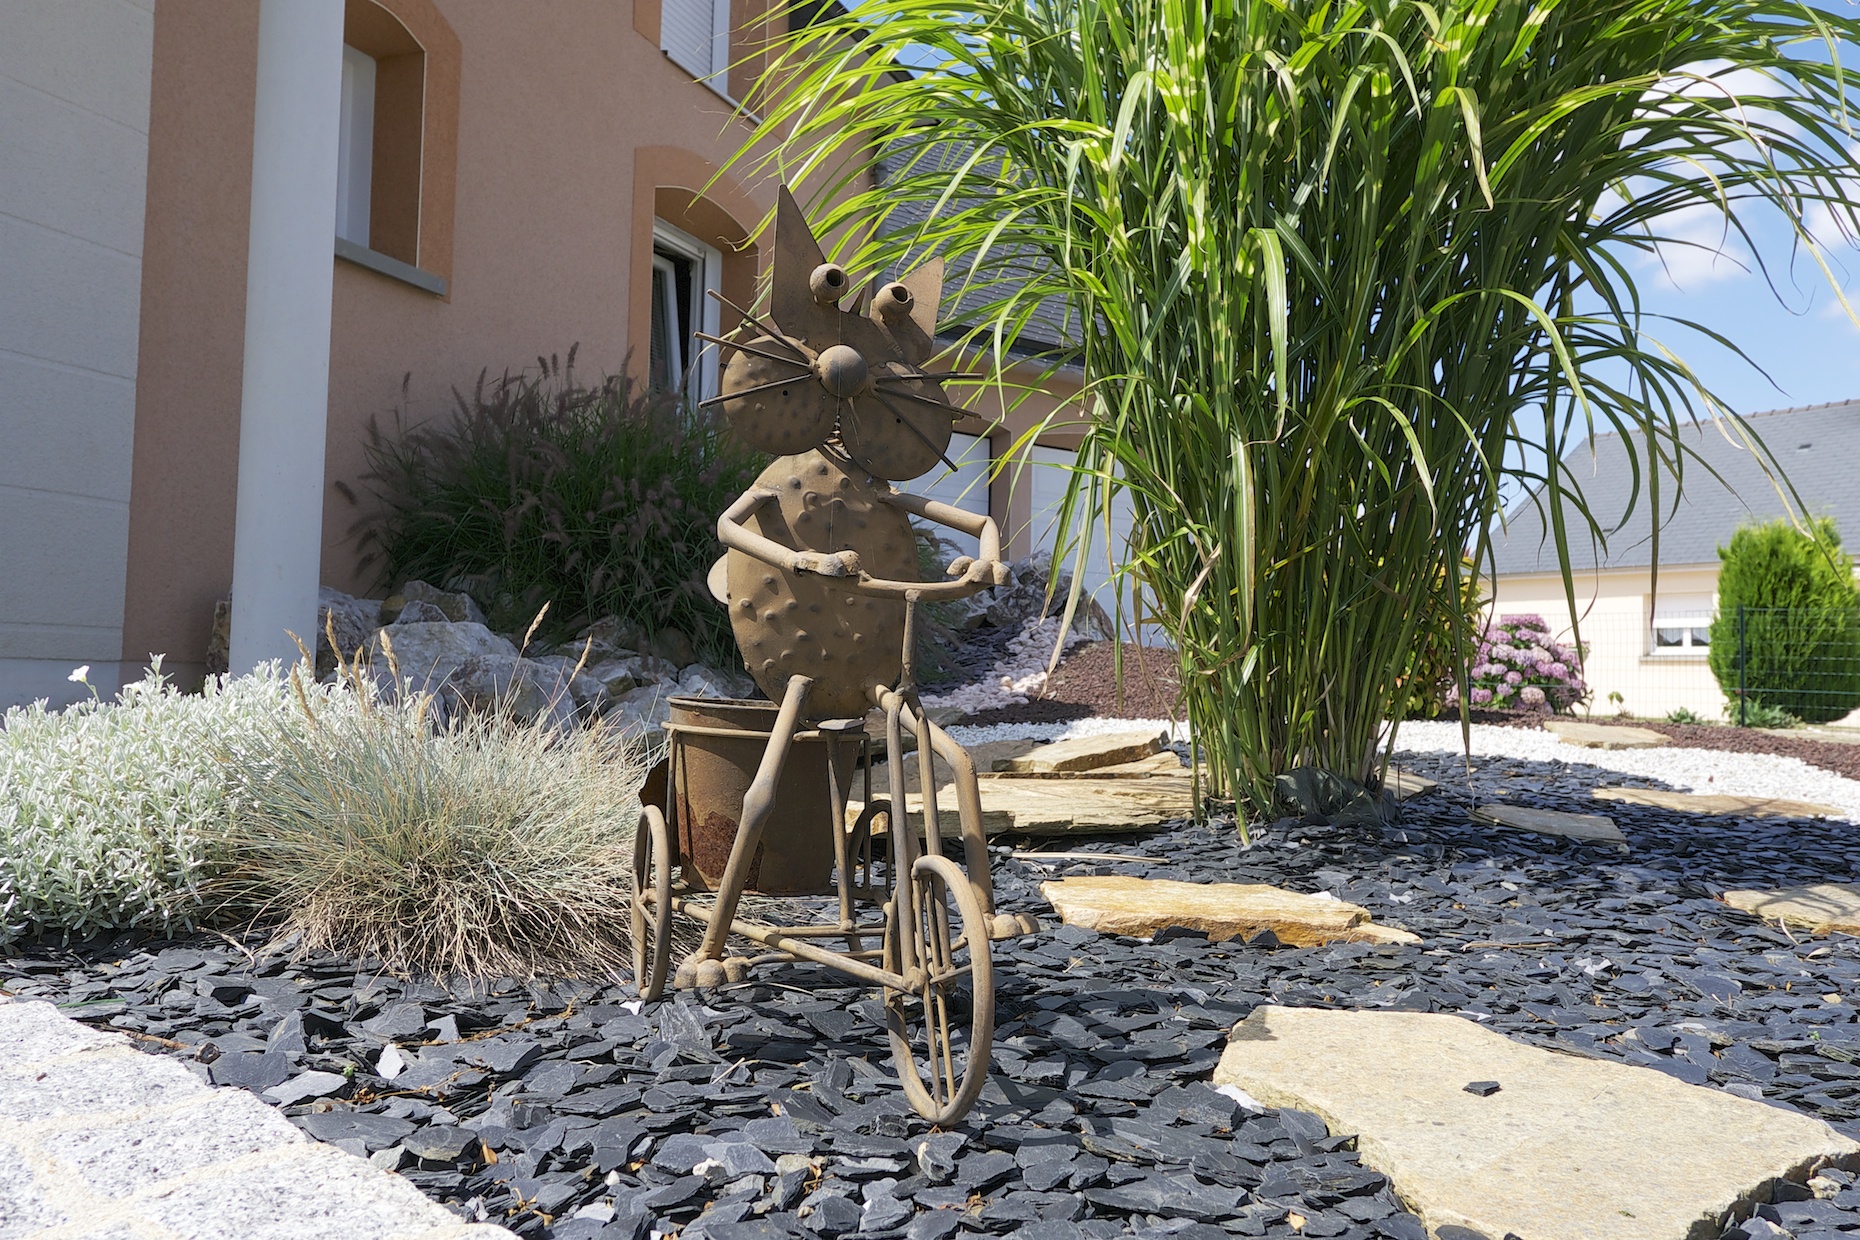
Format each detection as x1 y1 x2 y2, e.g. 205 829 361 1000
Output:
883 854 995 1124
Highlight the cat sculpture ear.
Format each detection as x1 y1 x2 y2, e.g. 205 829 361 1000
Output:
870 257 942 366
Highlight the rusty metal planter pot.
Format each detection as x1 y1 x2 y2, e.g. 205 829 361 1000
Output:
663 696 853 895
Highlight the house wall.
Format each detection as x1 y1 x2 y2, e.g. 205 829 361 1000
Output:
2 0 1107 707
118 0 825 686
0 0 155 708
1487 564 1729 719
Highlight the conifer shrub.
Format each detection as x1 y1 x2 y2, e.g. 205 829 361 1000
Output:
1708 517 1860 724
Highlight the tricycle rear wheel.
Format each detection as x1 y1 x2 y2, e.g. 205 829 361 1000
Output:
630 805 674 1002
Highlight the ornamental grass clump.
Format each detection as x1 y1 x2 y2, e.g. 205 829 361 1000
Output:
1459 615 1588 713
215 668 653 980
346 349 765 665
742 0 1860 824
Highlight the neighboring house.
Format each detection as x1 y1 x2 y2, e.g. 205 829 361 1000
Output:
1487 399 1860 719
0 0 1097 710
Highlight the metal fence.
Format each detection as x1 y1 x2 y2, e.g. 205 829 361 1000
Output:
1722 606 1860 727
1484 604 1860 726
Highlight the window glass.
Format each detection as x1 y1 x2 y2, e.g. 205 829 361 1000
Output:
1034 448 1130 617
650 251 692 392
650 221 723 398
336 46 377 247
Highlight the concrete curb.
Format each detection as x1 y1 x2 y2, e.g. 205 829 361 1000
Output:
0 996 516 1239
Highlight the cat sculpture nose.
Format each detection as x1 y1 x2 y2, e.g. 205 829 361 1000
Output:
815 344 870 399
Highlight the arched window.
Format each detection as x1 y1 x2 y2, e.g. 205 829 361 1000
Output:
632 150 762 404
334 0 458 295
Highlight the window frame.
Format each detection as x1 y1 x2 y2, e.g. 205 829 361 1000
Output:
1648 594 1715 656
650 219 723 398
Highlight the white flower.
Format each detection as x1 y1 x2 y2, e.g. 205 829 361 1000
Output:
67 665 90 684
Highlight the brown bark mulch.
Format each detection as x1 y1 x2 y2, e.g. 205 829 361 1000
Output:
959 641 1181 727
1447 711 1860 784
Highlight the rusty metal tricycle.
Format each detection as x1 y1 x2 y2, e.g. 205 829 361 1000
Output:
626 188 1034 1124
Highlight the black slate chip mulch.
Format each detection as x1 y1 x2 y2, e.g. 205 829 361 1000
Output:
9 750 1860 1240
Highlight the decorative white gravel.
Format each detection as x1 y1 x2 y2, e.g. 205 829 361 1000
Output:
1394 720 1860 822
943 714 1860 822
919 617 1094 716
944 716 1185 748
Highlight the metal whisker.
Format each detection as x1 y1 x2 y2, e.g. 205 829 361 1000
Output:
868 382 975 421
704 289 816 360
878 371 984 383
696 332 815 372
697 374 812 408
871 388 959 471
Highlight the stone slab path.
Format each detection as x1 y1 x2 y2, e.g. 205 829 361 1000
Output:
0 997 512 1240
1471 802 1628 848
1724 882 1860 934
1214 1005 1860 1240
993 730 1165 774
1544 719 1672 749
1041 876 1419 945
852 775 1188 837
1594 786 1844 819
1384 769 1437 801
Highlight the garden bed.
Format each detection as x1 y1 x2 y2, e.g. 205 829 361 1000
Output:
961 641 1181 727
10 747 1860 1240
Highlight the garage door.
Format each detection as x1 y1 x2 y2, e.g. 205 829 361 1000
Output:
903 431 991 560
1026 444 1137 616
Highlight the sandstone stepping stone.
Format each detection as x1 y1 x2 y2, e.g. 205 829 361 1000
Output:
1472 803 1626 848
993 731 1166 775
1213 1006 1860 1240
1593 786 1844 819
986 750 1187 780
1543 719 1671 749
1723 883 1860 934
848 769 1190 840
852 777 1190 838
1040 877 1419 945
882 747 1186 796
1385 769 1437 801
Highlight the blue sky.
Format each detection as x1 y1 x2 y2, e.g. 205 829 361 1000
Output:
1618 193 1860 420
1626 2 1860 420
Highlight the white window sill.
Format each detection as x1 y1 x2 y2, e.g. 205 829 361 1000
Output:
1641 651 1710 663
335 236 448 296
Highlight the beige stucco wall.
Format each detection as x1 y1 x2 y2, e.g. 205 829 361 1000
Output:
1487 563 1729 719
0 0 155 705
119 0 842 680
